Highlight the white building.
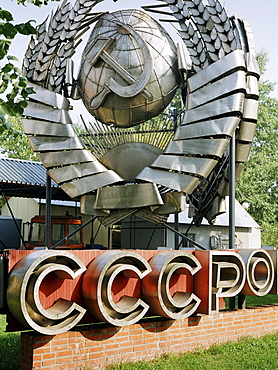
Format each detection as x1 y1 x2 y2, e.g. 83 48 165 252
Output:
121 199 261 250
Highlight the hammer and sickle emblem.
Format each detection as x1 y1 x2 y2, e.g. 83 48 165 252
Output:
86 22 154 110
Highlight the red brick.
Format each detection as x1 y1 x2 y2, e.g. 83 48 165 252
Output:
41 358 57 367
42 352 56 360
32 361 42 368
89 351 105 360
18 305 278 369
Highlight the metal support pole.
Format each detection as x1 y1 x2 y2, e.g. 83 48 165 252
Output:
108 226 111 249
229 134 235 250
45 174 52 249
172 108 180 251
129 215 133 249
238 294 246 309
229 134 236 309
90 220 94 248
174 213 179 250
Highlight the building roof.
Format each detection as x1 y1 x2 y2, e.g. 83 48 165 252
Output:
0 157 71 200
168 198 260 229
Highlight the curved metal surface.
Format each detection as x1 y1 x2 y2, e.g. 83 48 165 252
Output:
47 161 108 185
78 9 179 127
82 250 151 326
100 142 163 182
6 250 86 335
212 253 246 297
61 170 123 198
94 183 163 209
103 22 153 99
39 149 98 168
239 249 275 296
143 251 201 319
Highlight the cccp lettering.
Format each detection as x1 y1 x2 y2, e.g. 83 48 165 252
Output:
6 249 278 335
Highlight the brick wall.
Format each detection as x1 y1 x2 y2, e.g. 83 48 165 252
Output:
20 304 278 370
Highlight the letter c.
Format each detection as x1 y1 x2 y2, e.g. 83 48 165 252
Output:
82 251 151 326
143 251 201 319
7 250 86 335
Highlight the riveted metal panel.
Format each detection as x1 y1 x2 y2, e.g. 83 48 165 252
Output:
29 136 85 152
187 50 246 93
165 138 230 158
238 121 257 142
39 150 96 168
245 52 260 78
22 119 76 137
151 155 217 178
24 102 72 124
61 170 123 198
47 161 107 184
136 167 200 193
246 75 259 97
100 142 162 182
153 191 186 214
80 194 110 216
242 98 260 121
182 93 245 124
235 164 245 180
27 82 70 110
187 70 246 110
236 143 252 163
176 117 240 140
94 183 163 209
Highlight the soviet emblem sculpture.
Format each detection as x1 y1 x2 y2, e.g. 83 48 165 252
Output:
21 0 260 228
77 9 180 128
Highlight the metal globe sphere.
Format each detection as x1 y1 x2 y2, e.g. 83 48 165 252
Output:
77 9 180 128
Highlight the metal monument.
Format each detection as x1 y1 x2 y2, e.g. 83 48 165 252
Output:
2 0 263 337
21 0 260 228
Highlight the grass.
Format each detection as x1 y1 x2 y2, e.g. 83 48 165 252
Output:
105 333 278 370
1 295 278 369
224 294 278 309
0 315 20 370
246 294 278 306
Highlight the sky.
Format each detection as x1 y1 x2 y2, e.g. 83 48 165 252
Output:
3 0 278 100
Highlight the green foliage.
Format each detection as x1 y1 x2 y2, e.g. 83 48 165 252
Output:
236 51 278 245
16 0 60 6
0 315 20 370
259 222 278 247
0 116 38 160
0 1 62 131
0 6 37 129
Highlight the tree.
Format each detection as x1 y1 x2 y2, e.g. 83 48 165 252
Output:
236 51 278 246
0 1 60 131
0 115 37 160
